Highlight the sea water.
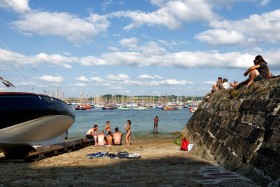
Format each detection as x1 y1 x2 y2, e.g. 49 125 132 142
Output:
68 107 193 140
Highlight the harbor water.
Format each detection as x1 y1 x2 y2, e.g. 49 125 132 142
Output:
68 107 193 141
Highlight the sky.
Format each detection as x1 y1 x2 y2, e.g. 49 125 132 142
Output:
0 0 280 97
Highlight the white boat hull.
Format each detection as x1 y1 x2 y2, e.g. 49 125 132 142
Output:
0 115 74 148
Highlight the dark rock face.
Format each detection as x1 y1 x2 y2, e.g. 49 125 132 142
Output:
182 77 280 185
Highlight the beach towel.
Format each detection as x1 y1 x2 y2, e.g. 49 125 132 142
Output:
117 151 129 159
128 153 141 159
87 152 108 158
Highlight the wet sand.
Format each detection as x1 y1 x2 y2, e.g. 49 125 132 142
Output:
0 136 257 186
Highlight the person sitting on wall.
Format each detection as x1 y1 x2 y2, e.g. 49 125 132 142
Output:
231 55 271 89
222 78 230 89
211 77 224 92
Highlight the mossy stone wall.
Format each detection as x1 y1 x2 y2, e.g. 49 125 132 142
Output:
182 77 280 185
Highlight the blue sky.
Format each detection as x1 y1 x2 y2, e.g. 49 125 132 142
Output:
0 0 280 97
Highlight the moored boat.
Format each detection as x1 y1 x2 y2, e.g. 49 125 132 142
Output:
162 105 178 110
102 104 116 110
0 91 75 157
75 103 91 110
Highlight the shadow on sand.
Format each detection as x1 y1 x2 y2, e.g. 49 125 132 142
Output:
0 154 257 186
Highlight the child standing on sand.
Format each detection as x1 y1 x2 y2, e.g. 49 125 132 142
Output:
125 120 131 146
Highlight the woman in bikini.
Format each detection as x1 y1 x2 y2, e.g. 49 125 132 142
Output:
125 120 131 146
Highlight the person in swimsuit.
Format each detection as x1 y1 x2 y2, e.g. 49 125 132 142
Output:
125 120 131 146
154 116 159 133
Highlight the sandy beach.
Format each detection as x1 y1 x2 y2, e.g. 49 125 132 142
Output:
0 136 257 187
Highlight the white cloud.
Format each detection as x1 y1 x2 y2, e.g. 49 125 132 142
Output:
209 0 271 8
40 75 64 83
106 74 129 80
0 49 73 69
79 56 106 66
76 76 90 82
196 9 280 46
154 75 163 79
3 47 280 71
36 53 73 69
13 11 109 44
138 74 156 79
196 30 244 45
260 0 270 6
150 0 169 6
138 74 163 79
112 0 217 30
120 37 138 48
91 77 103 82
160 79 192 85
74 83 87 87
102 0 113 10
0 0 30 13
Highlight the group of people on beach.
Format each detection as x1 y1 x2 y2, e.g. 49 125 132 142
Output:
86 120 131 146
211 55 272 92
86 115 160 146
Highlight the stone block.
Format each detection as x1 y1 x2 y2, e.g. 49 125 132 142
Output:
241 112 255 125
250 149 280 180
216 144 232 166
265 132 280 146
227 154 242 171
205 136 215 149
220 119 230 129
231 100 243 111
265 102 278 114
217 129 231 143
206 121 215 130
224 135 236 147
242 142 260 163
231 138 247 157
268 86 280 99
210 123 221 137
243 128 265 144
239 100 251 110
252 113 266 128
233 123 255 138
210 140 222 156
248 99 269 113
262 115 278 130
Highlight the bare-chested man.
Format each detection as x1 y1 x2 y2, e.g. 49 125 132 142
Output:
112 127 122 145
106 131 113 146
154 116 159 133
86 124 98 145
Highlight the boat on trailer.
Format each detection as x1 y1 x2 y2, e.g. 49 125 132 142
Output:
0 91 75 157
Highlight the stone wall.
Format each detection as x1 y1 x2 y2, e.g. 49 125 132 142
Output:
182 77 280 185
